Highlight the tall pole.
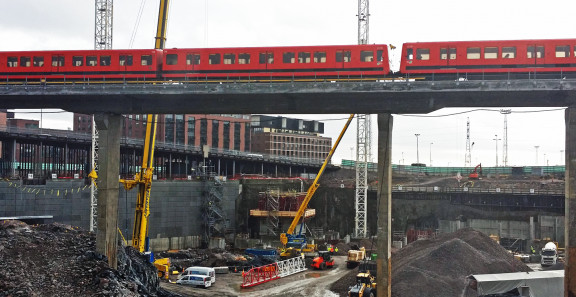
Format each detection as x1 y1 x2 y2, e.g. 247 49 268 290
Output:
465 117 471 167
500 109 511 166
354 0 370 239
415 134 420 164
535 146 540 165
429 142 433 166
493 135 501 167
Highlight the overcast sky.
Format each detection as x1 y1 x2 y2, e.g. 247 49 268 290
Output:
1 0 574 167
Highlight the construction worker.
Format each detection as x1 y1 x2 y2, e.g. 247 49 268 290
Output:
329 245 334 255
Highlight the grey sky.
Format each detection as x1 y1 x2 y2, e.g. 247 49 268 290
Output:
2 0 574 166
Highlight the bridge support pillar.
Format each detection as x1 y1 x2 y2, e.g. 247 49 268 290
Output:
376 113 393 297
94 113 122 269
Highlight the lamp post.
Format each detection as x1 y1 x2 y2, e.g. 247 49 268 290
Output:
493 134 501 167
429 142 433 166
415 134 420 164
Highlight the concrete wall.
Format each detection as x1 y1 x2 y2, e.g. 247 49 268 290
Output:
0 179 239 251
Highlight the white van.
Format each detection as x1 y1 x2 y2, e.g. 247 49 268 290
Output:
176 275 212 288
179 267 216 285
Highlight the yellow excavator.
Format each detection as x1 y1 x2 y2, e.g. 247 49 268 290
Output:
119 0 171 279
279 114 354 259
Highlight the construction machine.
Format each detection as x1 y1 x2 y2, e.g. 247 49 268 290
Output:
346 247 366 269
279 114 355 259
119 0 172 280
348 270 377 297
311 251 335 270
469 163 482 179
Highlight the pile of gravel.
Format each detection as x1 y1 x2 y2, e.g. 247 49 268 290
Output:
330 228 531 297
0 220 181 297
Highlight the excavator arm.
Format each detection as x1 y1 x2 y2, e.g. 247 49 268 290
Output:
280 114 355 248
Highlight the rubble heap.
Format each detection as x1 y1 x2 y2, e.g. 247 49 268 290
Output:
330 228 531 297
0 220 181 297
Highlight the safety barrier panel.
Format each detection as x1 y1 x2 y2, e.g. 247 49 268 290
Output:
241 255 307 288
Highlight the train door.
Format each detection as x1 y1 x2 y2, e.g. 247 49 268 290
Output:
119 53 134 72
186 52 200 72
336 49 351 69
527 44 545 67
258 51 273 72
440 47 457 68
51 55 64 73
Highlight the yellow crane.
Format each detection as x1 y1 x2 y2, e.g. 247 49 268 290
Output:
119 0 170 279
280 114 354 258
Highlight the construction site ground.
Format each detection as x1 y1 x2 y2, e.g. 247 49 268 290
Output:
162 255 347 297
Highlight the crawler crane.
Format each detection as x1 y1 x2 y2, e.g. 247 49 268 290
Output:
119 0 171 279
279 114 354 259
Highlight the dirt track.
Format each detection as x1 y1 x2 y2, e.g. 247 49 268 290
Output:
161 256 347 297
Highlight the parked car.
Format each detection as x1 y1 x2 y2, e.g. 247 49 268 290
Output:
176 275 212 288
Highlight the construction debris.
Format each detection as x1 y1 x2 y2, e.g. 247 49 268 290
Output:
0 220 181 297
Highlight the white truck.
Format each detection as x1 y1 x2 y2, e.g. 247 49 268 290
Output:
540 242 558 267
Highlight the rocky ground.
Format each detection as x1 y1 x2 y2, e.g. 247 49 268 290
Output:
0 220 180 297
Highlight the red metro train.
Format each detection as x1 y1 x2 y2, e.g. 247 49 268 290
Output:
0 38 575 82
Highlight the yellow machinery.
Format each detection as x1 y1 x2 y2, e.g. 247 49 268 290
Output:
279 114 354 258
119 0 170 279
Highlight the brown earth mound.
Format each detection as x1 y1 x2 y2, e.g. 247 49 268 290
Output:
330 228 531 297
0 220 181 297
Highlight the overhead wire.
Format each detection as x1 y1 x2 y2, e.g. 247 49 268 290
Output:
129 0 148 49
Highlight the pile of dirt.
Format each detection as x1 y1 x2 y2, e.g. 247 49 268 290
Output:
329 228 531 297
0 220 181 297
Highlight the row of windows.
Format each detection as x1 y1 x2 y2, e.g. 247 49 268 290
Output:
409 45 576 61
5 54 153 68
166 50 382 65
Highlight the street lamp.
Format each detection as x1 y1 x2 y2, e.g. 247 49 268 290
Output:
415 134 420 164
493 135 501 167
429 142 433 166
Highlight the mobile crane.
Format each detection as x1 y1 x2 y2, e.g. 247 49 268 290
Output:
119 0 171 279
279 114 354 259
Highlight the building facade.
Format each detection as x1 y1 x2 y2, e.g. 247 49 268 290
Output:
74 113 251 151
250 115 331 160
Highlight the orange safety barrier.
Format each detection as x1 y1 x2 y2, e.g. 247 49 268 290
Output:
240 263 280 288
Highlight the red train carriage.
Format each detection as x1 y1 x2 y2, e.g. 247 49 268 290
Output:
400 39 576 79
161 44 390 80
0 49 162 81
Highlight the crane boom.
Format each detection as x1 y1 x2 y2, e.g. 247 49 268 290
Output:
280 114 355 247
120 0 169 254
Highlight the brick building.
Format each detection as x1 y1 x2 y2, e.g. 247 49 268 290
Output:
74 113 251 151
250 115 331 160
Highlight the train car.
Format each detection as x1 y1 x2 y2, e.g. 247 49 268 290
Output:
0 49 162 81
161 44 389 80
399 39 576 80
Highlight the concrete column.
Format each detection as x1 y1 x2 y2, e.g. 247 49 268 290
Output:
376 113 393 297
94 113 122 269
566 107 576 296
11 139 16 177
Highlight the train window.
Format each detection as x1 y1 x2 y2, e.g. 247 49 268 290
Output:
166 54 178 65
314 52 326 63
100 55 111 66
209 53 221 64
527 46 544 59
186 54 200 65
466 48 481 59
406 49 413 60
120 55 133 66
20 57 31 67
259 53 274 64
72 56 84 67
141 55 152 66
484 47 498 59
361 51 374 62
51 56 64 67
555 45 570 58
238 53 250 64
377 50 383 62
87 56 98 66
298 52 311 63
502 47 516 59
283 52 295 63
7 57 18 67
336 50 351 62
33 56 44 67
224 54 235 64
416 49 429 60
